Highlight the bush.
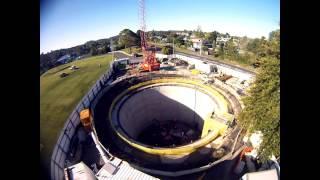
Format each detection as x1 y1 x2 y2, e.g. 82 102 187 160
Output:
202 46 209 51
161 46 173 55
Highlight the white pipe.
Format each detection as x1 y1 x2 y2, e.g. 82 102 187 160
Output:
91 132 109 163
98 140 113 158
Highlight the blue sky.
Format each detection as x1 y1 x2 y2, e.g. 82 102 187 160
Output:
40 0 279 53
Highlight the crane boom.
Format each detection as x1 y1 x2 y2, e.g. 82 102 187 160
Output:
138 0 160 71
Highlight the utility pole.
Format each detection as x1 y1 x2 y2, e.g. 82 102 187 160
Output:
172 39 175 58
200 40 202 56
110 39 114 61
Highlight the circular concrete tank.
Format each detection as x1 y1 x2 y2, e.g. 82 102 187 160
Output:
108 78 234 166
113 84 217 145
90 74 245 175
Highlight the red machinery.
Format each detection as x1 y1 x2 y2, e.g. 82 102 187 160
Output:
138 0 160 72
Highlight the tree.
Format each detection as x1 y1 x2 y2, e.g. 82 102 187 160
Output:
201 46 208 52
246 38 261 53
104 44 111 53
90 47 98 56
175 36 185 47
267 29 280 59
206 31 219 46
185 40 193 48
247 30 279 61
218 43 225 59
161 46 173 55
118 29 140 48
136 30 142 39
238 57 280 162
269 29 280 42
194 25 205 38
238 29 280 162
224 39 238 57
40 53 55 75
166 33 178 43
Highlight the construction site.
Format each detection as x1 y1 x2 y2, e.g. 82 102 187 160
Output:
50 0 279 179
54 58 253 179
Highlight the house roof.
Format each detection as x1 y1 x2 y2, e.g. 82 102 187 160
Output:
191 38 202 43
57 54 71 62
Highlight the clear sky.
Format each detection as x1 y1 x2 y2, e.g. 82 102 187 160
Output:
40 0 279 54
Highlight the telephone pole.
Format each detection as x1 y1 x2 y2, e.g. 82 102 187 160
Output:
173 39 175 58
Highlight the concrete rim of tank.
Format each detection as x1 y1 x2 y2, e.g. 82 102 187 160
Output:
108 78 232 155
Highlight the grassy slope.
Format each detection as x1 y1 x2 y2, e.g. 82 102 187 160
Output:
40 54 112 169
121 46 142 54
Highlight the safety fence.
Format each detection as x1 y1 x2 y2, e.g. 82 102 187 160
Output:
50 61 114 180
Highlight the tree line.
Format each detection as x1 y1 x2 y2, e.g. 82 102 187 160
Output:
238 28 280 163
40 29 142 75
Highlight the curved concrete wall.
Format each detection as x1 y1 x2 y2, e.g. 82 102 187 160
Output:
115 85 218 139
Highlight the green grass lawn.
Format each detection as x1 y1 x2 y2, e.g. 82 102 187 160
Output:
40 54 113 171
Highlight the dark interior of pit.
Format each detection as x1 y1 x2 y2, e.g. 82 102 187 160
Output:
137 120 201 147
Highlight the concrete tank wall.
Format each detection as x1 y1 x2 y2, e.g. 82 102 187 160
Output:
116 85 218 139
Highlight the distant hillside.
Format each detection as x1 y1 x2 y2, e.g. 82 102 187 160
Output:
40 35 120 75
40 29 246 75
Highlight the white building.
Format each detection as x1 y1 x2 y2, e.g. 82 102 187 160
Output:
190 38 203 49
176 32 189 36
216 37 240 46
216 37 231 44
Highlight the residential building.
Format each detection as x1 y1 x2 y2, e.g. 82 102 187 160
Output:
216 37 231 45
176 32 189 36
56 54 71 64
190 38 203 50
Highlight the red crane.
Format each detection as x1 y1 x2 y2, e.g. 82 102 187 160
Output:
138 0 160 72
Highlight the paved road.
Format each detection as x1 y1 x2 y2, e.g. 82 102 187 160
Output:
112 51 131 59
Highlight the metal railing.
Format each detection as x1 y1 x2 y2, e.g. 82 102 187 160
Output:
50 61 114 180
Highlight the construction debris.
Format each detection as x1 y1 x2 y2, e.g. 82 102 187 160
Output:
216 74 232 82
169 58 188 66
137 120 200 147
212 148 225 159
